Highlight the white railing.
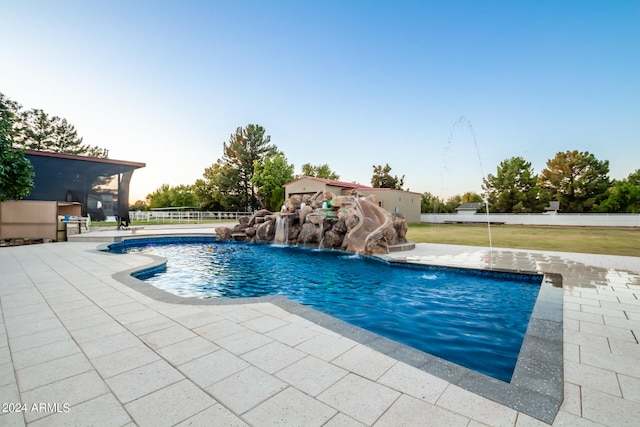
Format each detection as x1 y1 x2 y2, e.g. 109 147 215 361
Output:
420 213 640 227
129 211 251 223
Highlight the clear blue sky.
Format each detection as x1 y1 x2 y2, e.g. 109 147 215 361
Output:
2 0 638 202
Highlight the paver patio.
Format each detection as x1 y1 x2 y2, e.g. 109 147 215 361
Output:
1 225 639 426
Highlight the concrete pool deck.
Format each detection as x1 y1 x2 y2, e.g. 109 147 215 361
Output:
1 225 639 426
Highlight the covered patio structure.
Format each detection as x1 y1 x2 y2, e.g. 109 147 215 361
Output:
24 150 145 224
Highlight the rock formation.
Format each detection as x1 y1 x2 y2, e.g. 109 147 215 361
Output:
215 190 409 255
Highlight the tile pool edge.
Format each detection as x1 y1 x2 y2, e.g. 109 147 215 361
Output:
108 247 563 424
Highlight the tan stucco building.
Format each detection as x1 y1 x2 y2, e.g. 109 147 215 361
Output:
283 176 421 223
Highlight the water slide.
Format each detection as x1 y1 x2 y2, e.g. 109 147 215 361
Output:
346 197 392 254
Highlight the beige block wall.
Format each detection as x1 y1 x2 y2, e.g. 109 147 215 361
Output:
0 201 59 240
284 178 421 223
285 180 329 198
359 189 421 223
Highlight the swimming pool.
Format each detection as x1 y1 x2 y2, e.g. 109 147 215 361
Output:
110 237 542 382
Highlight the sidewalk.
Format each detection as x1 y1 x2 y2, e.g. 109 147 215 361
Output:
1 228 639 426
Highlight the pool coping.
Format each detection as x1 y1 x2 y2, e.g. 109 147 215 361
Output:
105 238 564 424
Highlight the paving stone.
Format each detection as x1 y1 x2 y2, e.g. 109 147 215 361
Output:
6 327 72 353
21 370 110 423
0 411 25 427
174 403 249 426
331 344 397 381
124 315 177 336
582 386 640 426
241 341 306 374
205 366 287 414
11 338 80 370
106 359 184 403
266 322 319 346
317 373 400 426
216 328 274 355
15 352 93 392
179 349 249 388
3 308 57 327
580 345 640 377
294 333 357 361
28 393 132 427
6 317 63 339
193 319 248 341
241 314 290 333
156 336 220 366
377 361 449 403
619 374 640 403
92 344 161 378
139 324 197 349
70 321 128 344
436 384 518 426
173 311 225 329
564 360 622 397
276 355 348 396
219 306 263 323
125 379 215 427
323 413 366 426
77 331 141 359
244 387 337 426
54 304 106 321
375 394 468 426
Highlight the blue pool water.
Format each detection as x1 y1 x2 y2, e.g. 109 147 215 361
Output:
111 238 542 382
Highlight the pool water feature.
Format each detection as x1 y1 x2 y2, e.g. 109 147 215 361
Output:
112 238 542 382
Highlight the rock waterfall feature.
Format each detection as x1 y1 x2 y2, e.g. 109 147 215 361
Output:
215 190 411 255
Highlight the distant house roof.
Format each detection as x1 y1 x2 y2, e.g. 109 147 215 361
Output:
456 202 484 211
283 176 373 190
283 176 421 195
545 201 561 211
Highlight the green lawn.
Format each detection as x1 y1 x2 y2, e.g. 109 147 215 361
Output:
406 223 640 257
93 219 639 257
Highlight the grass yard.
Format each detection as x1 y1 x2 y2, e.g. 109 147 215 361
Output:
407 223 640 257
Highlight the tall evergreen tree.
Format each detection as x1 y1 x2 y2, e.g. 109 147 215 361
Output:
538 150 610 212
483 156 549 213
1 92 108 158
217 124 277 211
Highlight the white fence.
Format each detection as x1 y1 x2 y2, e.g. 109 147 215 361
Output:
420 213 640 227
130 211 251 223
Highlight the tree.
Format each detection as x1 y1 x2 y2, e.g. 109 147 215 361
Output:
129 200 149 211
483 157 550 213
216 124 277 211
420 192 446 213
145 184 198 209
461 192 483 203
193 163 225 211
0 94 34 201
601 170 640 213
2 92 108 158
300 163 340 180
371 164 405 189
538 150 610 212
252 152 294 211
443 194 462 213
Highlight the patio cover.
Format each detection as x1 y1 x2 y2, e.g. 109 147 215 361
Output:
24 150 145 221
